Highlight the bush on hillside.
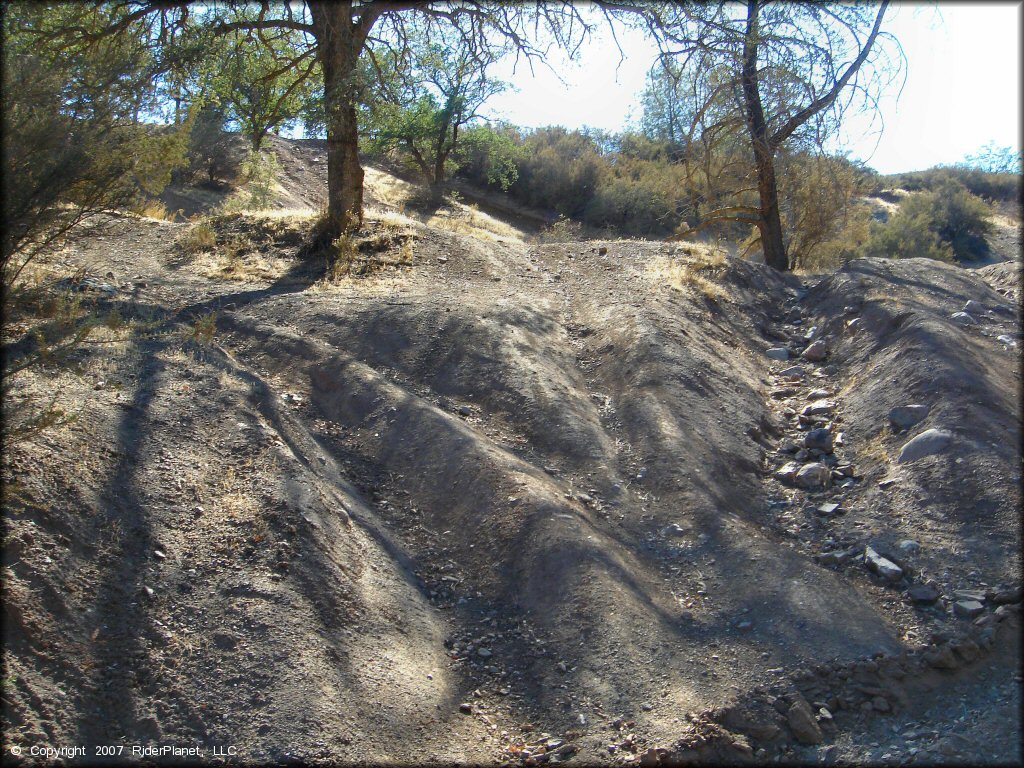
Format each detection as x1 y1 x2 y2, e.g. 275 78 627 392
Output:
861 207 953 263
884 166 1020 204
185 105 236 186
861 180 992 262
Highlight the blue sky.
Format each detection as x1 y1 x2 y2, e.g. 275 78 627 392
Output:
484 3 1022 175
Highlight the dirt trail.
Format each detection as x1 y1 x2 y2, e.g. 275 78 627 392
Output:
3 149 1021 765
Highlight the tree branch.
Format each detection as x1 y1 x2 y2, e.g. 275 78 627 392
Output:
768 1 888 149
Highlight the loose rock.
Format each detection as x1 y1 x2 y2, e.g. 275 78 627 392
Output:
804 428 834 452
766 347 790 361
864 546 903 582
786 697 823 744
953 599 985 619
801 340 828 361
991 586 1023 604
888 404 930 432
801 400 837 418
950 312 977 326
896 429 953 464
780 366 805 379
774 462 801 483
795 463 831 489
908 583 940 604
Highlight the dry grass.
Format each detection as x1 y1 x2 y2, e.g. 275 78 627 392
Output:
135 200 179 222
426 202 524 243
177 220 217 253
318 221 417 288
177 212 315 282
364 165 525 243
647 243 730 302
859 429 893 464
189 249 296 283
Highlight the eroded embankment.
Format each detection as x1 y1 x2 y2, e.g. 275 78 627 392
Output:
4 217 1020 764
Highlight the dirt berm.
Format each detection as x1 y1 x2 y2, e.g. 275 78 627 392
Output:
2 202 1020 765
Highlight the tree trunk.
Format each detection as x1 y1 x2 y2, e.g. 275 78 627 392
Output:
311 2 365 237
741 0 789 271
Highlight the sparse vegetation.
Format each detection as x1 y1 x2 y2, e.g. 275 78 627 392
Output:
648 245 729 302
178 220 218 253
190 311 217 345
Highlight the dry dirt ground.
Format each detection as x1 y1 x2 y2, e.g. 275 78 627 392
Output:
2 140 1021 766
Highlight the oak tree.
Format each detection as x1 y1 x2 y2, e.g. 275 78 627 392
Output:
642 1 901 270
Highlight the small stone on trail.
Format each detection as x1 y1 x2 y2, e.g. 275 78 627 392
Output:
908 583 940 604
801 340 828 361
459 703 473 714
864 546 903 582
780 366 805 379
816 503 840 516
888 404 930 432
639 748 660 767
775 462 801 483
963 300 987 314
795 463 831 489
897 429 953 463
786 697 824 744
898 539 920 554
804 428 834 452
766 347 790 361
992 586 1023 604
997 334 1017 347
153 549 167 560
801 400 836 417
950 311 977 326
477 648 492 658
878 478 898 489
457 405 473 416
954 600 985 619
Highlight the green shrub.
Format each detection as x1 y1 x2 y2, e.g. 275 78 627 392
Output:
861 179 993 262
538 215 583 243
883 166 1020 204
924 179 994 260
241 150 281 210
861 209 953 262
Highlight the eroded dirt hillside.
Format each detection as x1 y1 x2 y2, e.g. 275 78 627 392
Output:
3 157 1021 765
